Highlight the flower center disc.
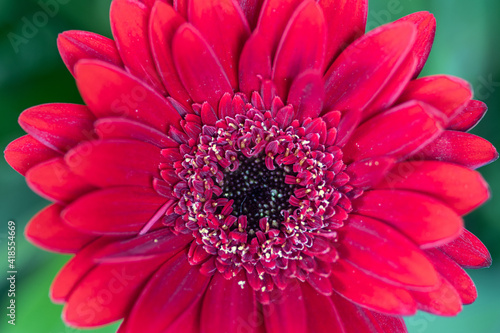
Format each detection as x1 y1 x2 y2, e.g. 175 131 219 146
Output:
221 156 294 233
165 92 353 288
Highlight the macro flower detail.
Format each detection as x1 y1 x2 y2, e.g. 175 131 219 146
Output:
5 0 498 332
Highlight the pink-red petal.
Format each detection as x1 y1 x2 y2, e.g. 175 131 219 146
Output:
346 157 396 190
110 0 165 93
324 22 416 112
287 70 324 122
65 139 164 188
50 237 118 303
26 157 96 203
272 0 326 98
238 0 265 29
378 161 490 215
331 291 408 332
18 103 96 153
339 214 439 288
301 282 343 333
94 118 178 148
397 75 472 125
74 60 181 132
395 11 436 78
425 249 477 304
353 190 463 247
62 186 167 235
343 101 442 163
262 282 307 333
119 251 210 333
410 275 462 316
149 1 192 107
4 135 61 176
448 100 487 131
330 260 417 315
25 204 95 253
238 0 303 94
57 30 123 76
419 130 498 169
439 229 492 269
201 272 260 333
172 24 233 108
96 229 192 263
189 0 250 89
63 256 168 327
319 0 367 71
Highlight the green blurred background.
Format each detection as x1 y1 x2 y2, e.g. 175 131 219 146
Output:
0 0 499 332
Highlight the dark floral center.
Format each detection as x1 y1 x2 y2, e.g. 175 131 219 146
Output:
160 90 355 290
221 155 294 233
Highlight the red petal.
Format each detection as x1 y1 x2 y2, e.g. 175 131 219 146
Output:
324 22 416 111
330 260 417 315
395 12 436 78
161 301 203 333
272 0 326 98
425 249 477 304
238 0 265 29
26 157 96 203
19 103 96 153
340 215 439 288
377 161 490 215
419 130 498 169
4 135 61 176
110 0 165 93
362 55 417 119
439 229 492 269
410 275 462 316
189 0 250 89
448 100 487 132
174 0 188 18
319 0 367 71
301 282 343 333
50 237 118 302
57 31 123 76
119 252 210 333
201 272 261 333
287 70 324 121
397 75 472 125
263 282 307 333
62 186 167 235
172 24 233 108
238 0 303 94
96 229 192 263
65 139 164 188
360 310 408 333
342 101 442 163
25 204 95 253
74 60 181 132
94 118 178 148
335 108 361 147
149 1 191 107
331 292 408 332
353 190 463 247
346 157 396 190
138 0 158 7
330 292 407 332
63 256 167 327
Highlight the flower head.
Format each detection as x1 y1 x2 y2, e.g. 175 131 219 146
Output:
5 0 497 332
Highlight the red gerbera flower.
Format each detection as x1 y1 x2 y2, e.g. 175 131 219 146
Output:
5 0 497 332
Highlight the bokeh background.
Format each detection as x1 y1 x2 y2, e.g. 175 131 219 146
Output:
0 0 499 332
